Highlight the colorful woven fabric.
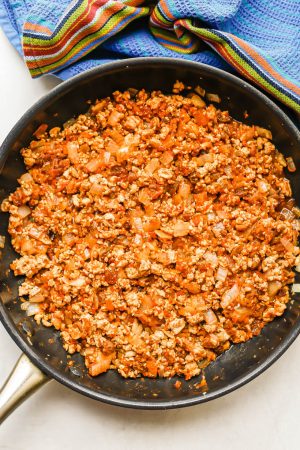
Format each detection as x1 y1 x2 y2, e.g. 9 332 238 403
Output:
1 0 299 111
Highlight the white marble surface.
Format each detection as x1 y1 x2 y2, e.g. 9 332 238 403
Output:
0 28 299 450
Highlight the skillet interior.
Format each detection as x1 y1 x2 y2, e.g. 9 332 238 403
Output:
0 58 300 409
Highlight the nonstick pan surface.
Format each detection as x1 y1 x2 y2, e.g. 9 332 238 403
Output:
1 58 300 410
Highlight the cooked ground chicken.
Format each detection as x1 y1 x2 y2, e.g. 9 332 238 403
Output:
2 85 299 380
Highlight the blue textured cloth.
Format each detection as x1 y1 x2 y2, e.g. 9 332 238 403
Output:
0 0 299 111
0 0 234 80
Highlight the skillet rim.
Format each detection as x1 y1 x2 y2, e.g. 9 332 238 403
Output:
1 57 300 410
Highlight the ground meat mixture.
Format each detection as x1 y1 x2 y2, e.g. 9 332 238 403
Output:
2 84 299 380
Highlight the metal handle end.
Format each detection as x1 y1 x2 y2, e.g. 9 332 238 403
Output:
0 353 50 424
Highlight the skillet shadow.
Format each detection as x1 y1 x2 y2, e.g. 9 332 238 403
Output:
30 361 276 425
39 75 61 92
34 380 232 424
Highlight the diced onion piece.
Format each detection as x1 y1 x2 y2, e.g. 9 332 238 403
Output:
195 85 206 97
108 129 124 145
276 151 287 167
17 205 31 218
0 235 5 248
216 209 228 219
213 222 224 236
178 182 191 199
190 94 206 108
29 292 45 303
216 267 228 282
49 127 60 137
173 221 190 237
133 234 143 245
206 93 221 103
173 193 182 205
143 218 161 232
160 151 174 166
203 252 218 268
63 118 76 129
28 227 42 239
132 217 143 232
194 192 208 206
166 249 176 263
155 230 172 240
207 212 216 221
295 265 300 272
292 207 300 218
286 157 296 172
69 277 86 287
20 238 35 253
145 158 160 174
107 110 123 126
89 353 113 376
91 100 105 114
33 124 48 138
86 159 101 173
19 173 33 183
128 88 138 97
232 307 251 321
292 220 300 232
282 178 292 196
295 255 300 265
256 126 272 140
268 280 282 296
104 151 111 163
280 207 294 221
85 234 97 248
292 283 300 293
26 303 41 316
90 183 103 195
281 237 295 253
106 139 119 154
67 142 79 163
257 180 269 193
21 301 29 311
224 166 232 177
103 213 115 221
62 233 76 245
138 188 151 205
196 153 214 166
116 146 130 163
184 282 201 294
240 129 255 142
204 309 218 325
221 283 239 308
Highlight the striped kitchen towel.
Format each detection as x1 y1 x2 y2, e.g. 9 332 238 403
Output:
0 0 299 112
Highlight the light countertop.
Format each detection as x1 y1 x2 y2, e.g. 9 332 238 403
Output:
0 28 299 450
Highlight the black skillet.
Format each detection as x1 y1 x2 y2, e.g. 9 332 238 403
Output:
0 58 300 420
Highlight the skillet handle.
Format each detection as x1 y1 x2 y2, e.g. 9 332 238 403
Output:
0 353 50 424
